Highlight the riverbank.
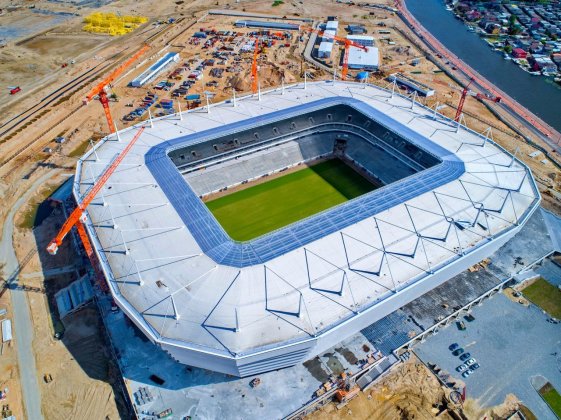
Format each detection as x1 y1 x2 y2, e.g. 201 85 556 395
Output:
443 0 561 81
401 0 561 144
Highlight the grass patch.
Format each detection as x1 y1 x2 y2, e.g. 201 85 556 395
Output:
206 159 377 241
540 383 561 417
519 405 538 420
17 183 61 230
523 278 561 318
69 133 103 158
272 0 284 5
69 139 92 158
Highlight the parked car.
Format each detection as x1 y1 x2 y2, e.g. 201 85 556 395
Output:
459 353 471 361
462 370 471 378
452 348 464 356
449 343 459 351
456 364 468 372
470 363 480 371
466 358 476 366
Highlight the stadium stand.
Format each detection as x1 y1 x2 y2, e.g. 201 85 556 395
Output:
185 136 335 196
180 110 431 197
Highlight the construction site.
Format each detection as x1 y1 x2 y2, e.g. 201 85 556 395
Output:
1 0 561 419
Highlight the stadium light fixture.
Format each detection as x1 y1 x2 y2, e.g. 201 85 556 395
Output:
177 99 183 120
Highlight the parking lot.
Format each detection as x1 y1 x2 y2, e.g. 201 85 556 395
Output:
414 292 561 419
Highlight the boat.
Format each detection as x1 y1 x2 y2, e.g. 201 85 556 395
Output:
503 53 512 60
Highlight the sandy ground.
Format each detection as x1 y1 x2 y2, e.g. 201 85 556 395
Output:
12 204 124 420
309 360 451 420
0 0 560 418
0 292 25 420
308 356 531 420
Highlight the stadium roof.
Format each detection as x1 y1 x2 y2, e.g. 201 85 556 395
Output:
78 81 539 363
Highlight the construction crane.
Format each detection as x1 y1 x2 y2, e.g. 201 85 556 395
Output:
85 45 149 133
251 38 260 94
455 78 501 121
301 27 368 79
46 126 145 256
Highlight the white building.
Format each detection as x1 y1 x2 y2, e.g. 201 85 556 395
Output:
347 35 376 47
347 45 380 70
317 41 333 58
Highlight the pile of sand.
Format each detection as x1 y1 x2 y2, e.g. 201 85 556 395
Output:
228 63 297 92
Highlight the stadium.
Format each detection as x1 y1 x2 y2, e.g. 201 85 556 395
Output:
77 81 540 377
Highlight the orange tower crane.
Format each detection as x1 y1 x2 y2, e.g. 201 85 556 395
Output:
85 45 149 133
301 27 368 79
251 38 260 94
454 78 501 121
46 126 145 257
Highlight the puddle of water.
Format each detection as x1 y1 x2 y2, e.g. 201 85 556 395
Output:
323 352 345 376
303 358 329 383
335 347 358 365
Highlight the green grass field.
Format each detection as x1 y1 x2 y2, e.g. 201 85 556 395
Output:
540 383 561 417
522 278 561 319
205 159 377 241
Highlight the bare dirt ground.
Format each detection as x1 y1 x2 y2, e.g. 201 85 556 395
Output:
0 292 25 420
309 360 451 420
13 204 125 419
308 357 531 420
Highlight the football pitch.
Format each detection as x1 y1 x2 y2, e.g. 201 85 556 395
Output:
205 159 377 241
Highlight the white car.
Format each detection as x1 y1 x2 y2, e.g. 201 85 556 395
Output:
456 364 468 373
466 358 476 366
462 370 471 378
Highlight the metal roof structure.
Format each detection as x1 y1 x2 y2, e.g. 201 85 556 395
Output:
234 20 300 31
347 45 380 69
78 81 540 376
130 52 179 88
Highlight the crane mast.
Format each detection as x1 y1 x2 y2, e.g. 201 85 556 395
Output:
47 126 145 256
85 45 149 133
300 27 368 80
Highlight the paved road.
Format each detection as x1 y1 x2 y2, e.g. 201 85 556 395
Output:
0 171 60 420
415 293 561 419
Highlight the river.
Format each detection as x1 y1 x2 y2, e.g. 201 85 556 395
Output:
405 0 561 133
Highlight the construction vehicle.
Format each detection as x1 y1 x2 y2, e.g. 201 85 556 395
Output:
84 45 149 133
454 78 501 121
300 27 368 79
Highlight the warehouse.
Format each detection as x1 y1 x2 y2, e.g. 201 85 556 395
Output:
317 41 333 58
387 72 436 97
347 45 380 70
130 52 179 88
234 20 300 30
322 29 337 42
347 34 375 47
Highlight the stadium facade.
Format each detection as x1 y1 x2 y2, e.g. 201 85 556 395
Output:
77 81 540 377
